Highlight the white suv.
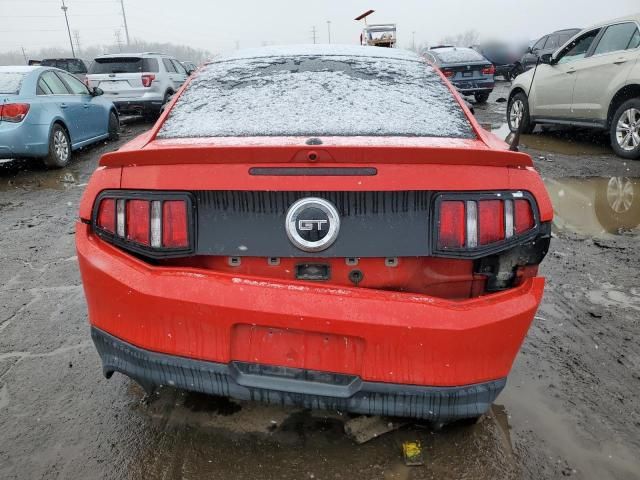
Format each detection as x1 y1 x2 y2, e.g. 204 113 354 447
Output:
86 52 188 119
508 14 640 159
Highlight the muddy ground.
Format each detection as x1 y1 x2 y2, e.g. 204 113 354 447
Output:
1 81 639 479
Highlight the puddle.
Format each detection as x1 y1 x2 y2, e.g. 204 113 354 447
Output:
544 176 640 237
0 159 81 191
487 124 611 156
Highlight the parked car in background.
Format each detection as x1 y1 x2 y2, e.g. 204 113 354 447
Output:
0 66 119 168
41 58 89 83
77 45 552 425
86 52 188 119
514 28 581 75
181 61 197 75
507 14 640 159
471 42 522 80
424 46 495 103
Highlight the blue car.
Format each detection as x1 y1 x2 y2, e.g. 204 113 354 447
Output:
0 66 119 168
423 47 495 104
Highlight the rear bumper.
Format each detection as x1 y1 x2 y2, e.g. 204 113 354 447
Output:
112 99 163 115
0 122 49 159
77 222 544 417
92 326 506 421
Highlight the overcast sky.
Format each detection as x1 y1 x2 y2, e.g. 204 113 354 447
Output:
1 0 638 54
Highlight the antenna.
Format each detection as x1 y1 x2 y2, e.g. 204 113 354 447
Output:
509 56 542 152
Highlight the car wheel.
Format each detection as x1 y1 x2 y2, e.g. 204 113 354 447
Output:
610 99 640 160
507 92 535 134
474 92 490 104
108 110 120 141
43 124 71 169
594 177 640 232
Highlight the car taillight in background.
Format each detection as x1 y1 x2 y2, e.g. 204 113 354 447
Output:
0 103 30 122
141 73 155 87
441 68 455 78
435 192 538 255
481 65 496 75
94 192 194 257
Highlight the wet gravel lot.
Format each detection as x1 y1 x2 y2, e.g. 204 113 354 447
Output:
1 81 639 479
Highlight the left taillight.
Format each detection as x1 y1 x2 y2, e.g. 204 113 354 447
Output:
435 192 538 256
0 103 30 122
92 192 194 257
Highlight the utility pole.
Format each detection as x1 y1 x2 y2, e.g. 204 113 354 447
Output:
73 30 81 56
120 0 131 46
60 0 76 58
311 26 317 44
412 31 416 51
114 29 123 52
235 40 240 50
21 47 28 63
327 21 332 44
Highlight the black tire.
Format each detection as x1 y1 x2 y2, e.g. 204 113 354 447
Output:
609 99 640 160
108 110 120 141
43 124 71 169
474 92 490 104
507 92 535 134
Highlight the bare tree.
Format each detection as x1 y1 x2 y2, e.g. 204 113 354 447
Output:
439 29 480 47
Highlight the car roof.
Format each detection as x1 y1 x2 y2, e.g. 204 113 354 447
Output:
211 44 422 63
586 13 640 29
552 28 581 34
93 52 170 59
0 65 42 73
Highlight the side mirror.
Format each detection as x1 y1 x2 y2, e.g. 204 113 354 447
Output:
92 87 104 97
186 68 195 75
527 47 534 54
539 53 554 65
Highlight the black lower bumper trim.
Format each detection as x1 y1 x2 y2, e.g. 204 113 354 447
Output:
91 327 506 421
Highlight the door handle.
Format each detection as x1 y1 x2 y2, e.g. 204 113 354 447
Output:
566 69 576 74
60 103 68 109
83 104 90 109
613 59 627 65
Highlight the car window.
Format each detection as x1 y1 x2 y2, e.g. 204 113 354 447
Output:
158 53 475 139
545 34 561 50
431 48 485 63
89 57 158 74
630 28 640 49
59 71 89 95
39 71 70 94
556 29 600 64
532 36 547 51
163 58 176 73
593 23 640 55
0 72 26 94
171 59 187 75
67 59 88 74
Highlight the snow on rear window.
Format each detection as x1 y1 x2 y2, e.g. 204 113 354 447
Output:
0 72 26 94
432 48 486 64
158 53 474 139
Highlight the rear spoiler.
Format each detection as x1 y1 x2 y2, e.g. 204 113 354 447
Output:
100 143 533 168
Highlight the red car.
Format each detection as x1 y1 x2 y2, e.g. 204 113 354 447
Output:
77 46 552 423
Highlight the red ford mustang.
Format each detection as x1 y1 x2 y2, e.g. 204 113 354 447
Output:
77 45 551 423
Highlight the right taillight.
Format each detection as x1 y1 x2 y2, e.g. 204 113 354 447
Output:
93 192 193 257
441 68 455 78
435 192 538 255
141 73 155 87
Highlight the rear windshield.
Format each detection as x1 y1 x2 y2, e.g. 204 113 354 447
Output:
432 48 486 64
41 59 87 74
158 54 475 139
0 72 26 94
88 57 159 74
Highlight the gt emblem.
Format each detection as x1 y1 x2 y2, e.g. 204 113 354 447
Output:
285 198 340 252
298 219 328 231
